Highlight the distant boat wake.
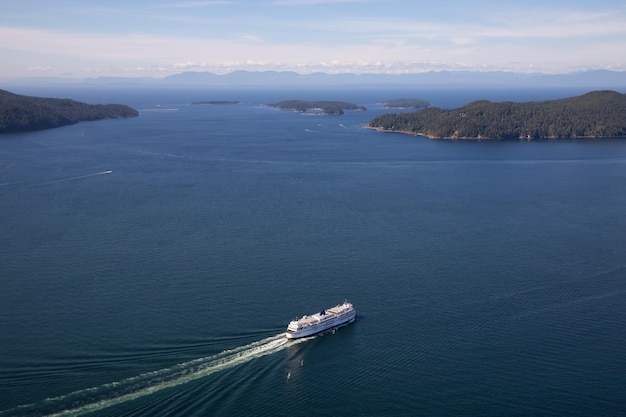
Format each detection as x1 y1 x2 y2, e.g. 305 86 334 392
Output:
2 333 305 417
31 170 113 186
1 170 112 188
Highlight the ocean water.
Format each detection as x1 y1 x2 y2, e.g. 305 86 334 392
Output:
1 87 625 416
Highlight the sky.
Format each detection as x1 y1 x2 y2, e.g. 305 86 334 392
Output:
1 0 626 79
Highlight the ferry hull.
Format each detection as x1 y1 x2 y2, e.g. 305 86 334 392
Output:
285 303 356 339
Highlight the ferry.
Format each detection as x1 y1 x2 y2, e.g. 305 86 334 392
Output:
285 301 356 339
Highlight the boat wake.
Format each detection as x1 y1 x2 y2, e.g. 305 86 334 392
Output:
0 171 113 188
2 333 306 417
31 170 113 186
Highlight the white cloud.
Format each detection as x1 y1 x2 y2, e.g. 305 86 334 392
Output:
241 34 263 43
271 0 364 5
156 1 233 8
27 65 55 72
1 2 625 78
173 61 208 69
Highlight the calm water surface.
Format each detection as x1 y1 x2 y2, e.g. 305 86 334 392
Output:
1 88 625 416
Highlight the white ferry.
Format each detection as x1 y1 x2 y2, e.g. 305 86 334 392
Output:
285 301 356 339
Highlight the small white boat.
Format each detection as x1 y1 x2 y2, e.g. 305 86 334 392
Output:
285 301 356 339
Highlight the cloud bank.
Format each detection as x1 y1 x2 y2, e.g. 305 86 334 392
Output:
0 1 625 78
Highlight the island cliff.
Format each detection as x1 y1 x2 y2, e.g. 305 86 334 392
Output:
368 91 626 139
0 89 139 134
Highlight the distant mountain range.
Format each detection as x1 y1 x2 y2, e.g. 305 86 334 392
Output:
4 70 626 89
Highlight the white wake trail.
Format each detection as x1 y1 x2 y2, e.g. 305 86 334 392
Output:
3 333 307 417
25 170 113 187
2 170 112 188
54 170 112 182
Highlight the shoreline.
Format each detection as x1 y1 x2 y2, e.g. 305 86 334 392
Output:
365 125 625 140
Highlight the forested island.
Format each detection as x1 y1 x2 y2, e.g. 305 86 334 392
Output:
369 90 626 140
191 100 240 105
0 89 138 134
268 100 366 115
381 98 430 109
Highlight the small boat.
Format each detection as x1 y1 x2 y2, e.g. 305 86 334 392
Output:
285 301 356 339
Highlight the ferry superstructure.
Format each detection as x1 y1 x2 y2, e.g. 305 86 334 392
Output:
285 301 356 339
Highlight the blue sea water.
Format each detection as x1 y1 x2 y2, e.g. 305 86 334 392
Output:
1 87 625 416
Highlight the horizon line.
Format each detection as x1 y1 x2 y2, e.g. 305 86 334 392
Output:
4 68 626 82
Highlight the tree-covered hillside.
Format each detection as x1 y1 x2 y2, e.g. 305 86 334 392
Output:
0 89 139 134
269 100 366 115
369 91 626 139
381 98 430 109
